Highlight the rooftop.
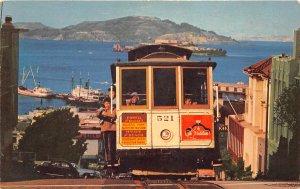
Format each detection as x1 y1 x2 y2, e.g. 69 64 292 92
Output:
243 57 272 78
220 101 245 116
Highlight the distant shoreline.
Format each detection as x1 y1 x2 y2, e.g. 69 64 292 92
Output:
19 38 293 44
233 36 293 43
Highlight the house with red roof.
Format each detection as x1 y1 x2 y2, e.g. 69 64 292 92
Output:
227 57 272 177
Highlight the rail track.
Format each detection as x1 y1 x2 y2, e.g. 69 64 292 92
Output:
142 179 222 189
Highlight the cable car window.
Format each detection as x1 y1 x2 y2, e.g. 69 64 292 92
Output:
153 68 177 107
183 68 208 105
121 69 147 106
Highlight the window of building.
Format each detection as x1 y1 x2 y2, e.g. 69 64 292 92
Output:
259 155 262 172
153 68 177 107
182 68 208 107
121 68 147 107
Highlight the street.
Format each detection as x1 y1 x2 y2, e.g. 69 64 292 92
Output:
0 179 220 189
1 179 300 189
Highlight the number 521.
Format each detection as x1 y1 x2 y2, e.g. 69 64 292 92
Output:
157 115 174 121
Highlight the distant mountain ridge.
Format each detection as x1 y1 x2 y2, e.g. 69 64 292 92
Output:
16 16 237 44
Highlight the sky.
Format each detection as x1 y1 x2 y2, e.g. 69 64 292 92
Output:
2 1 300 39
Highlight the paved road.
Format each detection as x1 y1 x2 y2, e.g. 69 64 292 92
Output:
0 179 220 189
212 181 300 189
1 179 299 189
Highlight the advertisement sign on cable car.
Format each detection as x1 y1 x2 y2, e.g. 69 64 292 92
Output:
181 115 213 141
121 113 147 145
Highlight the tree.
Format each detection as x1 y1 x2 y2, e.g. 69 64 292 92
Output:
274 84 300 131
19 108 87 162
236 157 245 179
273 84 300 179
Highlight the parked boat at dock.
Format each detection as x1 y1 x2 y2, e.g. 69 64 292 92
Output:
18 66 55 98
32 86 54 98
18 86 54 98
71 85 103 102
67 75 105 106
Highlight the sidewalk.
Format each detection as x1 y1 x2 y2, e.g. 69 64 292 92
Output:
210 181 300 189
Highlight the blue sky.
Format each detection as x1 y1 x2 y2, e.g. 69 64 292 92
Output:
3 1 300 38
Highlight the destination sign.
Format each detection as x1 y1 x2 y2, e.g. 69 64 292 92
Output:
121 113 147 145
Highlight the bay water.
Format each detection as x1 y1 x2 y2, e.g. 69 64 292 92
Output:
18 39 292 115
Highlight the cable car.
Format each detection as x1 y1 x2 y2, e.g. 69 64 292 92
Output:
111 44 219 177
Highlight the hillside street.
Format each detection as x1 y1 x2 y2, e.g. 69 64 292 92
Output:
1 179 300 189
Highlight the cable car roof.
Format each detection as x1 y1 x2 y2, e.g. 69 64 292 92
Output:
128 44 193 61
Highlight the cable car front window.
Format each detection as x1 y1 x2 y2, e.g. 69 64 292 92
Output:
183 68 208 105
153 68 177 107
121 69 147 106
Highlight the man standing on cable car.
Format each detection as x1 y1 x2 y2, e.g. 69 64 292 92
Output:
97 98 116 171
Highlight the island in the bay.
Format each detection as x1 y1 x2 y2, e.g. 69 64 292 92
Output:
16 16 237 56
113 39 227 57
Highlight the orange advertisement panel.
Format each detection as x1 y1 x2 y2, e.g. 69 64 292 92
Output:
121 113 147 145
181 115 213 141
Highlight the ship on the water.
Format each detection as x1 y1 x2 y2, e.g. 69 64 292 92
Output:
18 86 54 98
18 68 105 107
18 66 55 98
112 39 226 57
67 75 105 106
112 44 135 52
69 85 103 101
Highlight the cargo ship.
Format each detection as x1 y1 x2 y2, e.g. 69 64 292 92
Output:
66 75 105 107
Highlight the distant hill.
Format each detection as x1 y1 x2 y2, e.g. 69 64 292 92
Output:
16 16 237 44
15 22 52 30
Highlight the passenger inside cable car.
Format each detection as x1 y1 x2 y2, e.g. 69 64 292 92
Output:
121 69 146 106
182 68 208 107
184 98 192 105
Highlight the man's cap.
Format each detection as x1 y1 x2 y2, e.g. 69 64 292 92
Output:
131 92 138 97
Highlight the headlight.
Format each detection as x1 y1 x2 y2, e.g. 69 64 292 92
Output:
161 129 171 140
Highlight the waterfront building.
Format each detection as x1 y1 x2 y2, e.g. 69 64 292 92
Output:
227 57 272 177
267 28 300 179
0 17 23 181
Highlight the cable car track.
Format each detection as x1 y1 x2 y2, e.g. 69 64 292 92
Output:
142 179 223 189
